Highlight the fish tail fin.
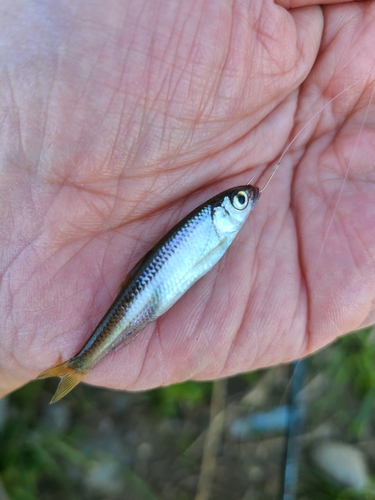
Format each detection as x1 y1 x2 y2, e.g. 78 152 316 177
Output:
37 361 85 404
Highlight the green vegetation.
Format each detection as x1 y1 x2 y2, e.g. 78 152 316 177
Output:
1 328 375 499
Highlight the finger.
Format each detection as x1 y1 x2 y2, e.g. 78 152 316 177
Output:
277 0 354 8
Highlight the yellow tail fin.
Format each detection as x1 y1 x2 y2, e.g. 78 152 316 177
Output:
37 361 85 404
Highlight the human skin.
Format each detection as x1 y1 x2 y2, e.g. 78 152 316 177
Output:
1 0 375 399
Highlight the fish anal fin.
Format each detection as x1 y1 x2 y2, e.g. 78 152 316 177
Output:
37 360 85 404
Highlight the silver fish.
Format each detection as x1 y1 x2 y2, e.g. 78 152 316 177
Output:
37 185 260 402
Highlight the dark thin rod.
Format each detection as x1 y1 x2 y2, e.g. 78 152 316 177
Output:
280 359 307 500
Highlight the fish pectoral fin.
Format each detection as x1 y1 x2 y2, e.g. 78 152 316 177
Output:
192 239 228 273
37 361 85 404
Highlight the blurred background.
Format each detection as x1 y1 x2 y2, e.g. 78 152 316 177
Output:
1 327 375 500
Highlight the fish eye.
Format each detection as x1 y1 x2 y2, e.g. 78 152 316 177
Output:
231 190 249 210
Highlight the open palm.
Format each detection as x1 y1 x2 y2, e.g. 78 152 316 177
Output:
1 0 375 397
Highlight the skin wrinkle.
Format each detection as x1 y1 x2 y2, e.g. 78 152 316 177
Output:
131 3 162 168
339 205 374 282
5 69 27 170
130 324 156 389
46 17 90 170
349 228 375 300
254 6 286 74
124 96 148 174
199 322 221 378
306 189 372 344
289 210 309 357
105 14 143 180
191 4 228 124
114 6 148 172
183 1 216 111
106 176 126 234
2 240 42 299
35 283 98 364
149 326 169 387
149 73 174 163
255 204 299 346
157 316 181 386
286 132 311 354
99 240 129 298
66 192 114 236
166 14 203 157
185 31 208 123
162 276 212 375
224 1 251 79
2 284 17 359
161 6 188 96
34 51 60 182
184 336 198 383
191 265 224 376
180 296 208 380
154 315 181 384
218 251 253 376
195 254 236 377
290 275 310 361
253 231 289 364
312 175 355 276
145 6 197 161
2 66 26 168
29 181 45 242
288 238 310 357
66 43 113 177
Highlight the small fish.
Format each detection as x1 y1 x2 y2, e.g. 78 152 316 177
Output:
37 185 260 403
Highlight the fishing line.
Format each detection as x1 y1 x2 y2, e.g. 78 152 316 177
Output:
311 82 375 283
257 69 375 193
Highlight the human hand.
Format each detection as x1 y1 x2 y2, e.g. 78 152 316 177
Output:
1 0 374 398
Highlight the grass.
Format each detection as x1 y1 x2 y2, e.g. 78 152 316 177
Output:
1 327 375 499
